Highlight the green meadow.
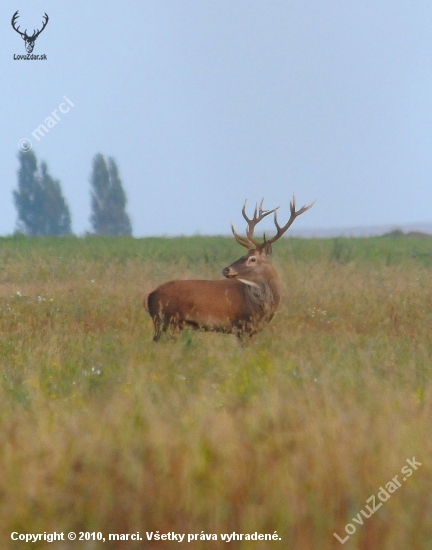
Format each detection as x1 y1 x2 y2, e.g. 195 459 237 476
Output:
0 234 431 549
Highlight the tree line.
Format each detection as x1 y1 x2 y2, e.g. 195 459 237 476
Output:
13 150 132 236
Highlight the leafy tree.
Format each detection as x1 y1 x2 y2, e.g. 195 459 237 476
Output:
39 161 72 235
89 154 132 235
13 151 72 236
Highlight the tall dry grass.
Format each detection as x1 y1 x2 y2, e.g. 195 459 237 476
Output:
0 235 431 549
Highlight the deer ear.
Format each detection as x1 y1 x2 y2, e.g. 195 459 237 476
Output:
261 241 272 256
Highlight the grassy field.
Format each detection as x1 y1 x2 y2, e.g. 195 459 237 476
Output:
0 234 431 549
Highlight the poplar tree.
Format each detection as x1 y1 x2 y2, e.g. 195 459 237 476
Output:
89 154 132 235
13 151 72 235
39 161 72 235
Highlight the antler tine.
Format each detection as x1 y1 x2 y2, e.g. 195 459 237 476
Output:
230 222 253 249
232 198 286 249
240 198 279 247
267 194 316 245
11 11 25 37
33 13 49 39
241 199 249 223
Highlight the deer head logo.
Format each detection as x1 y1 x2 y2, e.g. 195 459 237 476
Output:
11 11 49 54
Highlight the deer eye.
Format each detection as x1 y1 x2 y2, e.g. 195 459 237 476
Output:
249 257 257 263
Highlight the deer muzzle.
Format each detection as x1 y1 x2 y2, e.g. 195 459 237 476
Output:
222 266 236 278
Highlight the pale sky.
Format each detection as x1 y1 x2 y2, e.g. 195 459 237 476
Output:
2 1 432 236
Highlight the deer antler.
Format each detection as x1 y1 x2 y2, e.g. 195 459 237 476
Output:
11 11 49 40
265 194 316 245
11 11 25 37
32 13 49 40
231 199 279 249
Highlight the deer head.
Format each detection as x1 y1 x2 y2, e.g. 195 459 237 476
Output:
11 11 49 54
225 195 316 279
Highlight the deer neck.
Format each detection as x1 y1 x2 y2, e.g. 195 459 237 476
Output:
239 270 280 316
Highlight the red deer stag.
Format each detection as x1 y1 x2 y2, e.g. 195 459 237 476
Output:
144 196 315 341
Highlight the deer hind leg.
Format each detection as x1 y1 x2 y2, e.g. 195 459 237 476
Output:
150 309 172 342
152 313 185 342
151 315 164 342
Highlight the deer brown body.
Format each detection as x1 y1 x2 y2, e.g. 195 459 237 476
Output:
144 196 314 341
